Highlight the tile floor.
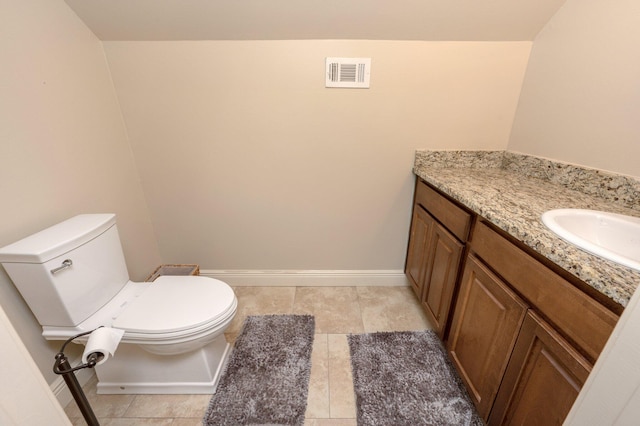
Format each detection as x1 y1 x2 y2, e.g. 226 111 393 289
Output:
65 286 432 425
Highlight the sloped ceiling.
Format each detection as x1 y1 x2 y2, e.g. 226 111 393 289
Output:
64 0 567 41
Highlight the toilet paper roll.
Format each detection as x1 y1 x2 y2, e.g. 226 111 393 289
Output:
82 327 125 366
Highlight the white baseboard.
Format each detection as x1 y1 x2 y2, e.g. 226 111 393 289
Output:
199 269 409 287
51 355 96 409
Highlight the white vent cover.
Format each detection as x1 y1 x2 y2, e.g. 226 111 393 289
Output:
325 57 371 88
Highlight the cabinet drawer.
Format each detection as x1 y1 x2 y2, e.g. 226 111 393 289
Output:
471 220 618 363
415 179 472 242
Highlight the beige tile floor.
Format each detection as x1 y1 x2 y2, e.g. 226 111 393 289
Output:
65 286 432 425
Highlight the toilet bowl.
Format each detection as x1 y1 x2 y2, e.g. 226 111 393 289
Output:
0 214 238 394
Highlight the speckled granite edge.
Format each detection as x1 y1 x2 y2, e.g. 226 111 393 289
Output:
414 150 504 170
413 150 640 307
502 152 640 212
415 150 640 213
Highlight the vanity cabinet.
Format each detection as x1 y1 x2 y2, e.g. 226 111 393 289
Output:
406 206 434 296
447 219 619 424
447 254 528 420
406 179 620 425
470 221 618 364
488 310 591 425
406 179 471 338
420 221 464 335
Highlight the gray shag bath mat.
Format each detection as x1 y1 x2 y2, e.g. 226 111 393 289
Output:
348 330 483 426
203 314 315 426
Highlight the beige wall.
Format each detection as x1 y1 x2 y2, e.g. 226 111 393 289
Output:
512 2 640 417
508 0 640 178
0 303 70 425
0 0 161 383
104 40 531 270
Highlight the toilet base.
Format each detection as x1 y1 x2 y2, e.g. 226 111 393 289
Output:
94 336 231 394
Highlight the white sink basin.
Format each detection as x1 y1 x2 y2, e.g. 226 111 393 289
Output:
542 209 640 271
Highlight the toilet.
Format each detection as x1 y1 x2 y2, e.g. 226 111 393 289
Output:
0 214 237 394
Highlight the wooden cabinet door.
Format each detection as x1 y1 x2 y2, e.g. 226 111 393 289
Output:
421 221 464 338
447 254 528 421
488 311 591 426
405 206 434 298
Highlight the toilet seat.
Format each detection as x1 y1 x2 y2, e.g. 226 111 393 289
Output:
112 275 236 343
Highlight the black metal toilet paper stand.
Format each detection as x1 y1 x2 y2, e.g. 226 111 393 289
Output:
53 328 103 426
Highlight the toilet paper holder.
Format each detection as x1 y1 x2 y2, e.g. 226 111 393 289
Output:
53 327 103 426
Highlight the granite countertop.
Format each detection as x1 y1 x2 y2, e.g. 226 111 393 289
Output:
414 150 640 308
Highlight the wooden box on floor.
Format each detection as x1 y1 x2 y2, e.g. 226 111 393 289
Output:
145 264 200 282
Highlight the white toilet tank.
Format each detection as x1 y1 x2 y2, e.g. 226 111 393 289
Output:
0 214 130 327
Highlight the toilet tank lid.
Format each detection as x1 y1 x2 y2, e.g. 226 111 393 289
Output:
0 214 117 264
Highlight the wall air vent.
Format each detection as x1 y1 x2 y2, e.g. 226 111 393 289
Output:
325 57 371 89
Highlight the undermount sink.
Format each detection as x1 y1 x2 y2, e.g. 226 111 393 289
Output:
541 209 640 271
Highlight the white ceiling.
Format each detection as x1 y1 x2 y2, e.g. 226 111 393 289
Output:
63 0 567 41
